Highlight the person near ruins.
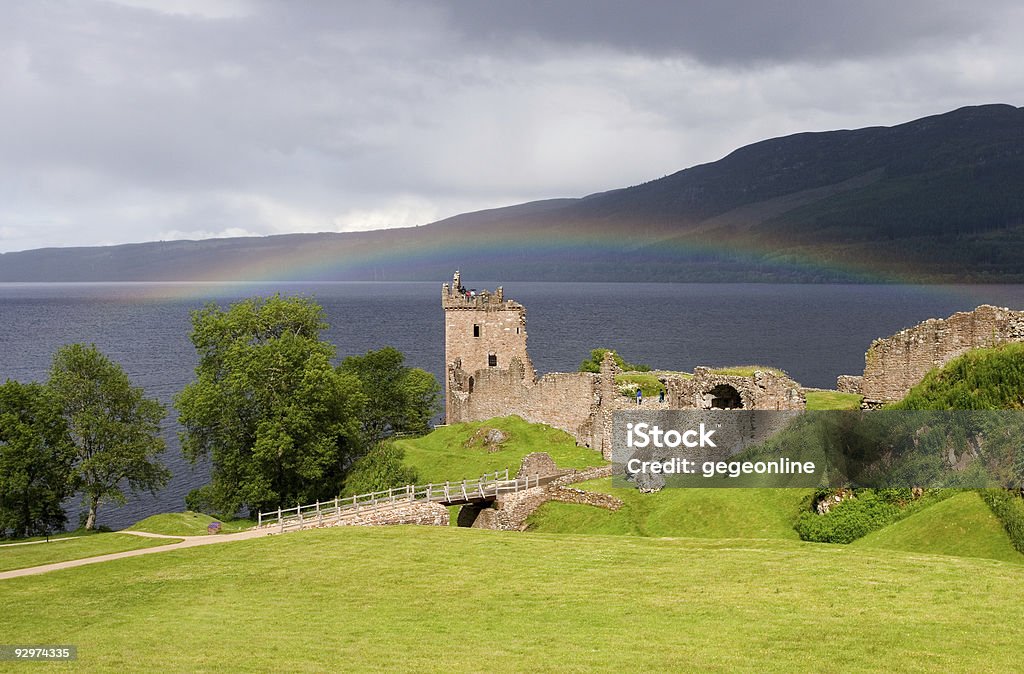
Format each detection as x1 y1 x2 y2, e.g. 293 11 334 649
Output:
636 388 642 406
659 389 665 403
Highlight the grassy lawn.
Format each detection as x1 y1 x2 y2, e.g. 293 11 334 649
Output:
128 512 254 536
853 491 1024 564
2 526 1023 671
0 533 179 572
396 416 606 483
528 478 811 539
804 389 864 410
708 365 787 377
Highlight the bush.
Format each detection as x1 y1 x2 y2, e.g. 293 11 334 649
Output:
579 349 651 373
795 488 950 544
978 489 1024 554
342 441 419 497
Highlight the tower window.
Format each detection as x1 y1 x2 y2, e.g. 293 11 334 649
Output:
473 324 480 337
488 354 497 367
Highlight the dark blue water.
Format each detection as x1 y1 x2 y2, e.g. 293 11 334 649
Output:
2 281 1024 529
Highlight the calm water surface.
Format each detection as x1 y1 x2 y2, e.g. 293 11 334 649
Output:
2 281 1024 529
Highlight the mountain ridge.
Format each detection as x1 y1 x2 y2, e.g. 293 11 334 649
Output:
2 103 1023 283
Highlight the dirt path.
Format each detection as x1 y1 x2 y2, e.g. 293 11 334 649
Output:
0 528 275 581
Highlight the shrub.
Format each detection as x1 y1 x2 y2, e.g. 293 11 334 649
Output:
795 488 950 544
978 489 1024 554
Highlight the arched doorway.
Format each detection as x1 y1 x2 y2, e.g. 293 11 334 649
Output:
707 384 742 409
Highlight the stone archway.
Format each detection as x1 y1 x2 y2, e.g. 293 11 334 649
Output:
707 384 743 409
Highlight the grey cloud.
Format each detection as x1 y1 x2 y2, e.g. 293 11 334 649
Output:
439 0 1006 65
0 1 1022 252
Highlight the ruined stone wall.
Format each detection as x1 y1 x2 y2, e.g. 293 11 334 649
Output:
448 362 601 448
835 375 863 395
859 305 1024 405
665 368 806 411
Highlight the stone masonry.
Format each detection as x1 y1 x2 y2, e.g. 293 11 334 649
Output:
332 501 450 527
464 454 621 531
443 272 805 459
838 305 1024 406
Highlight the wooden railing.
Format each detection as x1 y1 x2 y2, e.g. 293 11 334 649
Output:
257 469 544 533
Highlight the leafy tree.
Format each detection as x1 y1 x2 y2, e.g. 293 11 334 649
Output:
175 295 365 515
578 348 651 373
342 440 419 497
48 344 170 531
339 346 442 444
0 381 75 539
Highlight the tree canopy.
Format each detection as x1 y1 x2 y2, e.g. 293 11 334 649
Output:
338 346 442 445
175 294 366 515
0 381 75 539
49 344 169 530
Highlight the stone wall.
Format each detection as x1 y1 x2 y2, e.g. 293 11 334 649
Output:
857 305 1024 406
835 375 863 395
665 367 806 411
333 501 450 527
448 361 602 448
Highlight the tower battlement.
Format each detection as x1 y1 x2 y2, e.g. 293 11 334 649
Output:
441 270 515 310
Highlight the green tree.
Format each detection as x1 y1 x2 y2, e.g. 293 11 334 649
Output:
175 295 365 515
341 440 420 497
0 381 75 539
48 344 170 531
578 348 651 373
338 346 442 444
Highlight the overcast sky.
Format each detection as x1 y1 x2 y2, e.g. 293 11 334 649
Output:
1 0 1022 252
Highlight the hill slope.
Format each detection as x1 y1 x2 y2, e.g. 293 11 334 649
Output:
852 491 1023 563
2 104 1023 282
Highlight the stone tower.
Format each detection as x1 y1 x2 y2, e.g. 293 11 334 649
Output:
442 271 535 422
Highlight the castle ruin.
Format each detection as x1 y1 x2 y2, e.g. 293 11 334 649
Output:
838 304 1024 407
443 272 805 459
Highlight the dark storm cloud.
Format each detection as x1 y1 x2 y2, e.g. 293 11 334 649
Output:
439 0 1003 64
0 0 1021 252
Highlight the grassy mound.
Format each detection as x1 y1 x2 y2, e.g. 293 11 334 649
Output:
128 512 253 536
0 533 177 573
3 526 1024 670
852 491 1024 563
395 416 605 483
528 478 811 540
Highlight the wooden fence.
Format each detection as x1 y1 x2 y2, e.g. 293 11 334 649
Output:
257 469 544 533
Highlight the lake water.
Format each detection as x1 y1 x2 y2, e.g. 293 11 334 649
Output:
3 281 1024 530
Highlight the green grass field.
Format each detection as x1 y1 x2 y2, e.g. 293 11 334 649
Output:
0 533 178 573
128 512 254 536
853 491 1024 563
804 389 864 410
2 526 1023 671
528 479 811 539
396 416 605 483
